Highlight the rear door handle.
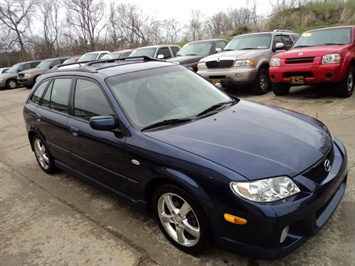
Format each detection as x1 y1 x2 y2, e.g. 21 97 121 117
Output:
69 126 79 136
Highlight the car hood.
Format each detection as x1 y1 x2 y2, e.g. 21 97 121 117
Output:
145 100 331 180
278 45 350 58
201 50 268 61
168 56 206 65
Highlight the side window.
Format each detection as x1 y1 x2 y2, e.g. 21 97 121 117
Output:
73 79 113 121
273 35 282 47
216 41 227 50
20 63 31 72
42 78 72 113
157 47 171 58
30 80 50 105
98 53 107 59
171 46 180 56
50 59 61 67
281 34 294 50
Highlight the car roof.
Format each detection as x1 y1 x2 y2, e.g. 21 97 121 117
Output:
135 44 180 49
47 57 177 77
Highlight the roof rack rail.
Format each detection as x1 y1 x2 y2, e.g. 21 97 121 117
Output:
49 56 161 73
273 29 294 33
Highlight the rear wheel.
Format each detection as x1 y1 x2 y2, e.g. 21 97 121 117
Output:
336 65 354 98
251 67 270 95
32 135 56 174
272 83 291 96
6 79 17 89
153 184 211 254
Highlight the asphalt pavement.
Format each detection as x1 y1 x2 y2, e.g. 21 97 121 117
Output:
0 85 354 266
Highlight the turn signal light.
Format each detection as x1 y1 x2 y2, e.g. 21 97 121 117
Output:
224 213 247 225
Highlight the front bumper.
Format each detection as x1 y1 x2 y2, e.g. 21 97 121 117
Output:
17 78 34 88
269 62 344 85
198 67 258 87
213 138 348 259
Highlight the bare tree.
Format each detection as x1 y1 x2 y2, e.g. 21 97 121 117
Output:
64 0 107 52
187 10 205 41
205 11 230 38
0 0 38 60
32 0 61 58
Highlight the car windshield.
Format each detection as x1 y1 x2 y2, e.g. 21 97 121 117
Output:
293 27 352 48
36 60 52 68
78 53 99 62
6 63 22 73
224 34 272 50
129 48 156 58
106 65 233 129
177 42 213 56
63 58 76 64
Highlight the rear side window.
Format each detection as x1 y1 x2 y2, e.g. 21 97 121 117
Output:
41 78 72 113
30 80 50 105
281 34 294 49
73 79 113 121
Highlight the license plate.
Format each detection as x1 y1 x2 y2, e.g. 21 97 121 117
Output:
291 76 304 84
212 79 221 84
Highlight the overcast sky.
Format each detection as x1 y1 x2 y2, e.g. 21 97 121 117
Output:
112 0 273 23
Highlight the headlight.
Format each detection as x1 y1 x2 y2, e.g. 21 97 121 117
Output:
234 60 254 67
230 176 300 202
270 57 281 67
24 73 33 78
197 62 207 69
322 54 341 64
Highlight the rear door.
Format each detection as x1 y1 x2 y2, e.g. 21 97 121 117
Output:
31 77 73 165
66 77 129 191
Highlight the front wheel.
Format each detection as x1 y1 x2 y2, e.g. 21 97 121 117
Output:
336 65 354 98
6 79 17 89
32 135 56 174
251 68 270 95
272 83 291 96
153 184 211 254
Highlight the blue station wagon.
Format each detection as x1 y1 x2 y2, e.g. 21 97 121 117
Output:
23 57 348 259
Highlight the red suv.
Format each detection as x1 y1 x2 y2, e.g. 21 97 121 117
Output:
269 25 355 97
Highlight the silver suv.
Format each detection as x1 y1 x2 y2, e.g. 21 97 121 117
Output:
197 30 299 94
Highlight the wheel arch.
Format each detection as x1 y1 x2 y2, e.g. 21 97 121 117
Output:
144 169 223 236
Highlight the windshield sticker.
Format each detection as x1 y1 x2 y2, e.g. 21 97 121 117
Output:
302 32 312 37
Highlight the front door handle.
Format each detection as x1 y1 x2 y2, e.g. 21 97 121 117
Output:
69 126 79 137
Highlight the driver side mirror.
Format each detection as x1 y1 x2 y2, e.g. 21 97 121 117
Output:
215 48 222 53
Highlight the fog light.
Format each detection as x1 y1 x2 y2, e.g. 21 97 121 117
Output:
235 73 242 80
280 225 289 243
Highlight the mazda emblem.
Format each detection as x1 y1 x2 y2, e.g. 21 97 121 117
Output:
324 159 331 172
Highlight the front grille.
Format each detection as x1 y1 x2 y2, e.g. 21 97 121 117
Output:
302 145 334 183
285 57 315 64
206 60 234 69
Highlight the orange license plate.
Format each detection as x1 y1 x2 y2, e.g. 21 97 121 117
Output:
291 76 304 84
212 79 221 84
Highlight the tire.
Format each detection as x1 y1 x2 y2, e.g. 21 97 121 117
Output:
32 135 56 174
336 65 354 98
153 184 211 254
251 67 270 95
6 79 17 89
272 83 291 96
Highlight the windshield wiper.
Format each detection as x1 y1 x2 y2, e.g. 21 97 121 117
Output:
196 100 237 117
141 118 192 131
316 42 343 46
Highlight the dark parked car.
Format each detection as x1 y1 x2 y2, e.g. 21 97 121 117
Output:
23 57 347 259
167 39 227 72
0 60 41 89
17 57 69 88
